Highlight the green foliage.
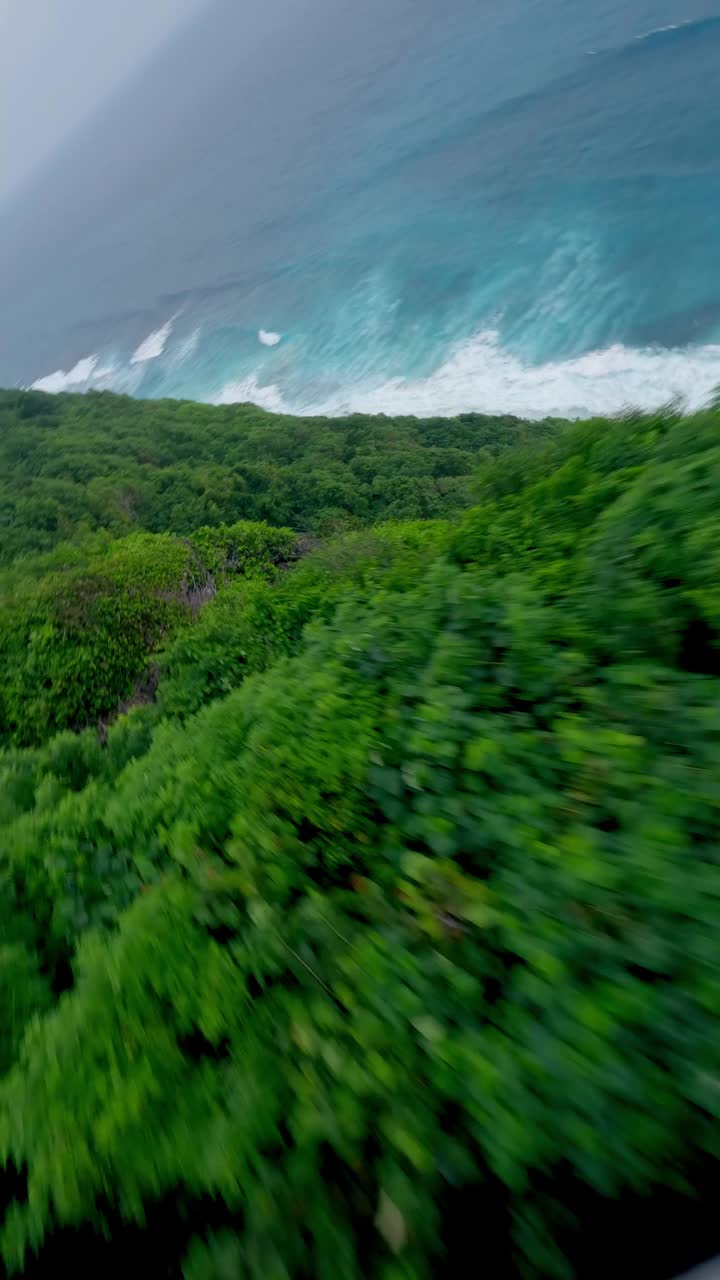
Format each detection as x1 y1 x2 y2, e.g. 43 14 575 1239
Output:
188 519 297 579
0 522 298 746
0 945 52 1077
0 388 558 562
0 533 193 745
0 875 52 1076
0 396 719 1278
158 522 450 719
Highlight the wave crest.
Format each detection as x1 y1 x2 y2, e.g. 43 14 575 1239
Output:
31 355 99 393
211 373 288 413
214 332 720 420
30 332 720 422
130 319 174 364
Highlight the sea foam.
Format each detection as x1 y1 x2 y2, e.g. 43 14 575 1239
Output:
30 330 720 422
211 373 289 413
131 319 174 364
31 355 99 393
634 21 692 42
214 331 720 420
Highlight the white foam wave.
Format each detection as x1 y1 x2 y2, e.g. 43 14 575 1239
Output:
30 330 720 422
131 318 174 364
258 329 282 347
91 363 118 381
31 353 149 398
31 355 99 393
325 333 720 419
213 331 720 420
634 21 691 41
211 373 289 413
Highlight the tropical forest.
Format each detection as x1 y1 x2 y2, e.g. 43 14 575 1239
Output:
0 387 718 1278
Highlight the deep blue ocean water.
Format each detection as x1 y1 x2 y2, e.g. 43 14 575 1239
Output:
2 0 720 418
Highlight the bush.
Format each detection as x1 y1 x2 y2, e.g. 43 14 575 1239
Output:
0 524 298 747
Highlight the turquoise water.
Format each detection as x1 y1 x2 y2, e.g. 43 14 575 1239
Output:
2 0 720 417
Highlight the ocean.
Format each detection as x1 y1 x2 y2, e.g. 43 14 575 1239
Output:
2 0 720 419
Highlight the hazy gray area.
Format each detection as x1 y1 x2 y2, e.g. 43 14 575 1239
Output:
0 0 206 201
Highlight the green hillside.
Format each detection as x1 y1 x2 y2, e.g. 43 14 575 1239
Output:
0 389 559 563
0 390 718 1278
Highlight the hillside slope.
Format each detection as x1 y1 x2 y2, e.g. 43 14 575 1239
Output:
0 389 560 564
0 397 719 1278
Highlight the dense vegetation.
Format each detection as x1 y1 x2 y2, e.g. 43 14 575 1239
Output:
1 389 719 1279
0 389 558 563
